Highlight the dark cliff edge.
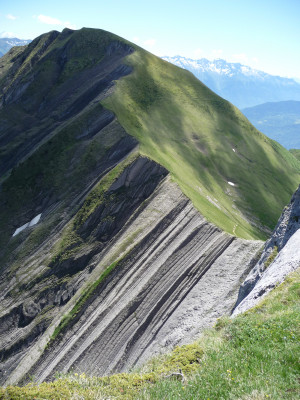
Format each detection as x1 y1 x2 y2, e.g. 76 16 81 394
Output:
0 155 169 384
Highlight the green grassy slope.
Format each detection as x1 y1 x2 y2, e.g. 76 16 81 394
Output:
1 269 298 399
0 27 299 244
103 46 300 239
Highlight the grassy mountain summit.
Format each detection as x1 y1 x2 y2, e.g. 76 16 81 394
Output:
102 35 300 239
0 28 299 244
0 28 299 242
0 27 300 387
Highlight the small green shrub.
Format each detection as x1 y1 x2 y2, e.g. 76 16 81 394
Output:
264 245 278 269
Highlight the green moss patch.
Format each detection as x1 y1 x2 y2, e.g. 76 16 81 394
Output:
50 151 138 265
264 245 278 269
50 259 120 343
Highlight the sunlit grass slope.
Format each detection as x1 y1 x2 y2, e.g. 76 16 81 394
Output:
290 149 300 161
1 269 299 399
1 27 299 242
103 45 300 239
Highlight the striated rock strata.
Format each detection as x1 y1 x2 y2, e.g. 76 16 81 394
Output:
1 158 262 385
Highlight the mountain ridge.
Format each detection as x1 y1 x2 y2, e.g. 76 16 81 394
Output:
0 27 299 385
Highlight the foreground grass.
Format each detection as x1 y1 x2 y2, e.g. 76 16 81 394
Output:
1 269 299 399
141 270 300 400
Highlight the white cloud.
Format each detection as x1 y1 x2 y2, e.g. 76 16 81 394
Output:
231 53 249 64
6 14 17 20
37 14 76 30
143 38 156 48
193 48 203 58
132 36 140 44
211 49 223 59
37 14 61 25
190 49 260 68
0 31 16 38
191 48 224 61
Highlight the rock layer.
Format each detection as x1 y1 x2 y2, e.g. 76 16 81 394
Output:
1 171 262 385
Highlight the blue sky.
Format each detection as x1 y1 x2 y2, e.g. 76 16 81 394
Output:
1 0 299 78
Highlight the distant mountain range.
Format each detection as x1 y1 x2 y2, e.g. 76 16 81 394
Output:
242 101 300 149
0 37 31 57
163 56 300 109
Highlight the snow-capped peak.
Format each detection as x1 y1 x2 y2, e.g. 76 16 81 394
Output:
162 56 267 78
161 55 300 109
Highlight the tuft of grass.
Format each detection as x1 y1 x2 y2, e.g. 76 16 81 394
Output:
50 259 120 343
264 245 278 269
73 151 138 230
1 270 299 399
0 343 203 400
49 150 139 265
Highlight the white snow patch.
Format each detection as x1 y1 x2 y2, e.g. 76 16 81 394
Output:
232 148 236 152
29 214 41 226
13 214 42 237
228 181 235 186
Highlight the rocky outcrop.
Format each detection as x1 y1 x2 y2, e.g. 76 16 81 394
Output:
233 185 300 315
233 229 300 315
0 170 262 385
0 28 138 281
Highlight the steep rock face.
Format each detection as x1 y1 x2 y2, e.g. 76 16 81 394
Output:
233 185 300 314
233 230 300 316
1 172 262 385
0 28 137 279
0 156 167 384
